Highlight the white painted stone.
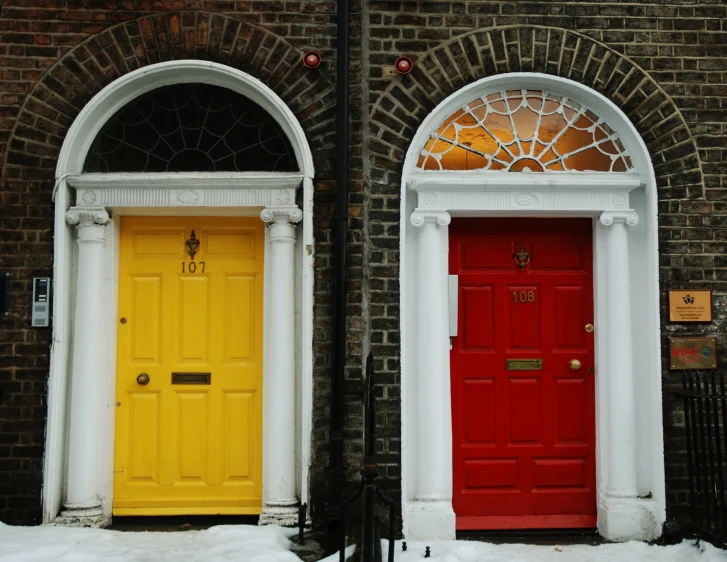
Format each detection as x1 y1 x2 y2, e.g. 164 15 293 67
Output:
407 501 457 541
408 210 456 540
599 497 659 542
56 208 110 528
260 206 302 527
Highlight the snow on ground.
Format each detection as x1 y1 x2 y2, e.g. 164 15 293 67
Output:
383 539 727 562
0 522 301 562
1 521 726 562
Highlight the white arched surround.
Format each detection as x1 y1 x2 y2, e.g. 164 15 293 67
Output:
44 61 316 526
400 73 664 542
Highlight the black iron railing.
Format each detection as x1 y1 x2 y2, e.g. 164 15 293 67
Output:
683 370 727 545
339 353 397 562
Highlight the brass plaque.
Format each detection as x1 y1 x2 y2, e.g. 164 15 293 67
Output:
669 338 717 370
172 372 211 384
669 290 712 322
506 359 543 371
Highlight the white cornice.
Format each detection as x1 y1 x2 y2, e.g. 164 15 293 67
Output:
67 172 304 190
408 171 643 193
66 173 303 209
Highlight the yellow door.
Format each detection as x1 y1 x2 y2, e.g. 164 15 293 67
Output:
113 216 264 515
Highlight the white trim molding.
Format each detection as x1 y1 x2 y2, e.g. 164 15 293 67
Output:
44 61 316 527
400 73 664 543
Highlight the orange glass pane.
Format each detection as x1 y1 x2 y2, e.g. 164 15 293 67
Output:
563 147 613 172
554 127 593 159
509 158 544 172
597 140 619 155
427 137 456 155
458 128 498 155
438 146 489 170
511 108 538 140
538 113 568 144
611 157 628 172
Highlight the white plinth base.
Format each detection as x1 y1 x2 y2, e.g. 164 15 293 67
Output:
406 501 456 540
598 496 660 542
54 504 109 528
259 502 299 527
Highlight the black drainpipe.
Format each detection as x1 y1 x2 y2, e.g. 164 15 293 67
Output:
328 0 350 527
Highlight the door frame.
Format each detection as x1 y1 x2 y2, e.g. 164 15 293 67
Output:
44 61 316 526
399 74 664 542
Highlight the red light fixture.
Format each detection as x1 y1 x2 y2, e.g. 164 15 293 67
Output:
303 50 321 69
394 56 413 75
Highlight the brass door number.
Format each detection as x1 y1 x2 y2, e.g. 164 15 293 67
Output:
181 261 206 273
512 291 536 303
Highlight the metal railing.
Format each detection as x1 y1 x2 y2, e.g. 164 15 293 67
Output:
682 370 727 545
339 353 398 562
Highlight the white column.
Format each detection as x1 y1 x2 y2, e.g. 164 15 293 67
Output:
408 210 456 540
600 210 639 499
57 207 110 527
598 210 654 542
259 206 301 526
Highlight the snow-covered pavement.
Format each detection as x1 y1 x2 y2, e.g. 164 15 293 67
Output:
0 521 726 562
0 522 301 562
385 538 727 562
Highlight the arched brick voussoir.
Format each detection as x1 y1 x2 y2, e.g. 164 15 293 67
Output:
369 25 704 196
3 11 336 179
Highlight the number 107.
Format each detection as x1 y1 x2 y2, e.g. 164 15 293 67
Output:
181 261 206 273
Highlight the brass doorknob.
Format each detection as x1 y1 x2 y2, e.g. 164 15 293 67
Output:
569 359 582 371
137 373 150 385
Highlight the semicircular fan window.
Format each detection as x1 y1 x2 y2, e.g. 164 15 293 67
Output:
83 83 297 173
417 90 633 172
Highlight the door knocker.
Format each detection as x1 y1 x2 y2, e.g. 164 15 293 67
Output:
185 230 200 261
514 245 530 269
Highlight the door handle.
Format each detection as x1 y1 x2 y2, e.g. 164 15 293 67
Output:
569 359 582 371
136 373 150 385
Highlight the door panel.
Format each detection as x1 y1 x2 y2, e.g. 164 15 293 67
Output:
451 218 596 530
114 216 264 515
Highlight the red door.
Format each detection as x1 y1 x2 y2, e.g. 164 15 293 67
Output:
450 218 596 530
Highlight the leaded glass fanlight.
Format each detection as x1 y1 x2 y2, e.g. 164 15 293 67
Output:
417 90 633 173
84 83 297 173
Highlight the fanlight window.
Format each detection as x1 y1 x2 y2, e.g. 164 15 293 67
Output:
417 90 633 173
84 83 297 173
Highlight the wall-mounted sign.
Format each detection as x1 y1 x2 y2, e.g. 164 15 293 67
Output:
669 290 712 322
670 337 717 370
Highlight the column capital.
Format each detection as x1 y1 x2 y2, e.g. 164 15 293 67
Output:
66 207 110 227
260 206 302 225
411 210 451 228
600 211 639 227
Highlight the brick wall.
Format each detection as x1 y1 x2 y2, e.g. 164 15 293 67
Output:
364 1 726 532
1 0 726 534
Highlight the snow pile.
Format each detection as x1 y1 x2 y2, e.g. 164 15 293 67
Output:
384 539 727 562
0 522 301 562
